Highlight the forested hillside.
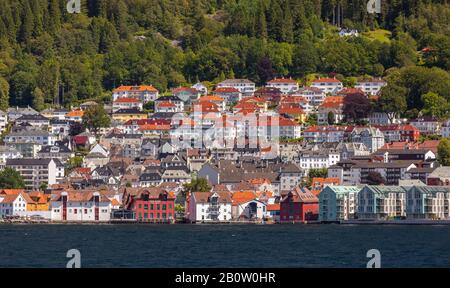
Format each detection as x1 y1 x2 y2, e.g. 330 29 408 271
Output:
0 0 449 116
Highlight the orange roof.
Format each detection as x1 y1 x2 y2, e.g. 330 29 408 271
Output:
268 78 298 84
111 199 121 206
0 189 24 195
281 96 307 103
313 77 342 83
267 204 280 211
312 178 340 186
278 106 305 115
66 110 84 117
232 191 257 205
241 97 267 104
114 97 140 103
74 167 91 174
198 95 224 102
319 96 344 108
337 88 365 95
1 192 34 204
192 101 220 113
114 85 158 93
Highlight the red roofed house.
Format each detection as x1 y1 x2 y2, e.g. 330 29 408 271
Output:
123 119 171 134
113 85 159 102
266 78 299 94
375 124 420 142
124 188 175 223
336 87 365 97
266 204 280 222
155 101 178 113
112 97 143 112
278 103 306 124
318 96 345 124
191 101 221 115
213 87 242 104
311 77 343 94
196 95 226 111
280 187 319 223
311 178 341 196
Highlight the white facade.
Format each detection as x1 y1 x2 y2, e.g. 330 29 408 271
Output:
298 152 341 174
189 192 233 222
232 200 266 220
294 87 326 106
266 79 299 94
0 111 7 133
0 193 29 218
6 158 64 190
355 79 387 95
217 79 256 97
50 192 112 222
319 186 360 221
440 119 450 138
311 78 343 94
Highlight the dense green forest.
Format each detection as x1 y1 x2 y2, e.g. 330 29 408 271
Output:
0 0 449 118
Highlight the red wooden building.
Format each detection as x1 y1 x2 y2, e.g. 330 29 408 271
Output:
280 187 319 223
124 188 175 222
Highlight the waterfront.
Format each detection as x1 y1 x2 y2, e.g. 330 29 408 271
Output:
0 224 450 268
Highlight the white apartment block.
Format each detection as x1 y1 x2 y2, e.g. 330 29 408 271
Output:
50 191 112 222
311 78 343 94
217 79 256 97
5 158 64 191
319 186 360 221
266 78 299 94
188 192 233 222
358 186 407 220
355 79 387 95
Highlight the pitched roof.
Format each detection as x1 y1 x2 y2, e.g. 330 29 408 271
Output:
66 110 85 117
312 77 342 83
267 78 298 84
113 85 158 93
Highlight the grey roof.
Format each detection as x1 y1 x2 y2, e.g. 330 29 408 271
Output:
139 172 162 181
428 167 450 180
362 185 408 197
38 144 72 153
151 112 177 119
155 95 182 102
219 79 255 85
114 108 145 114
6 158 63 166
105 133 142 139
16 114 49 122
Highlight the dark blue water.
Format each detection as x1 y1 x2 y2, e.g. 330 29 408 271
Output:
0 224 449 268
